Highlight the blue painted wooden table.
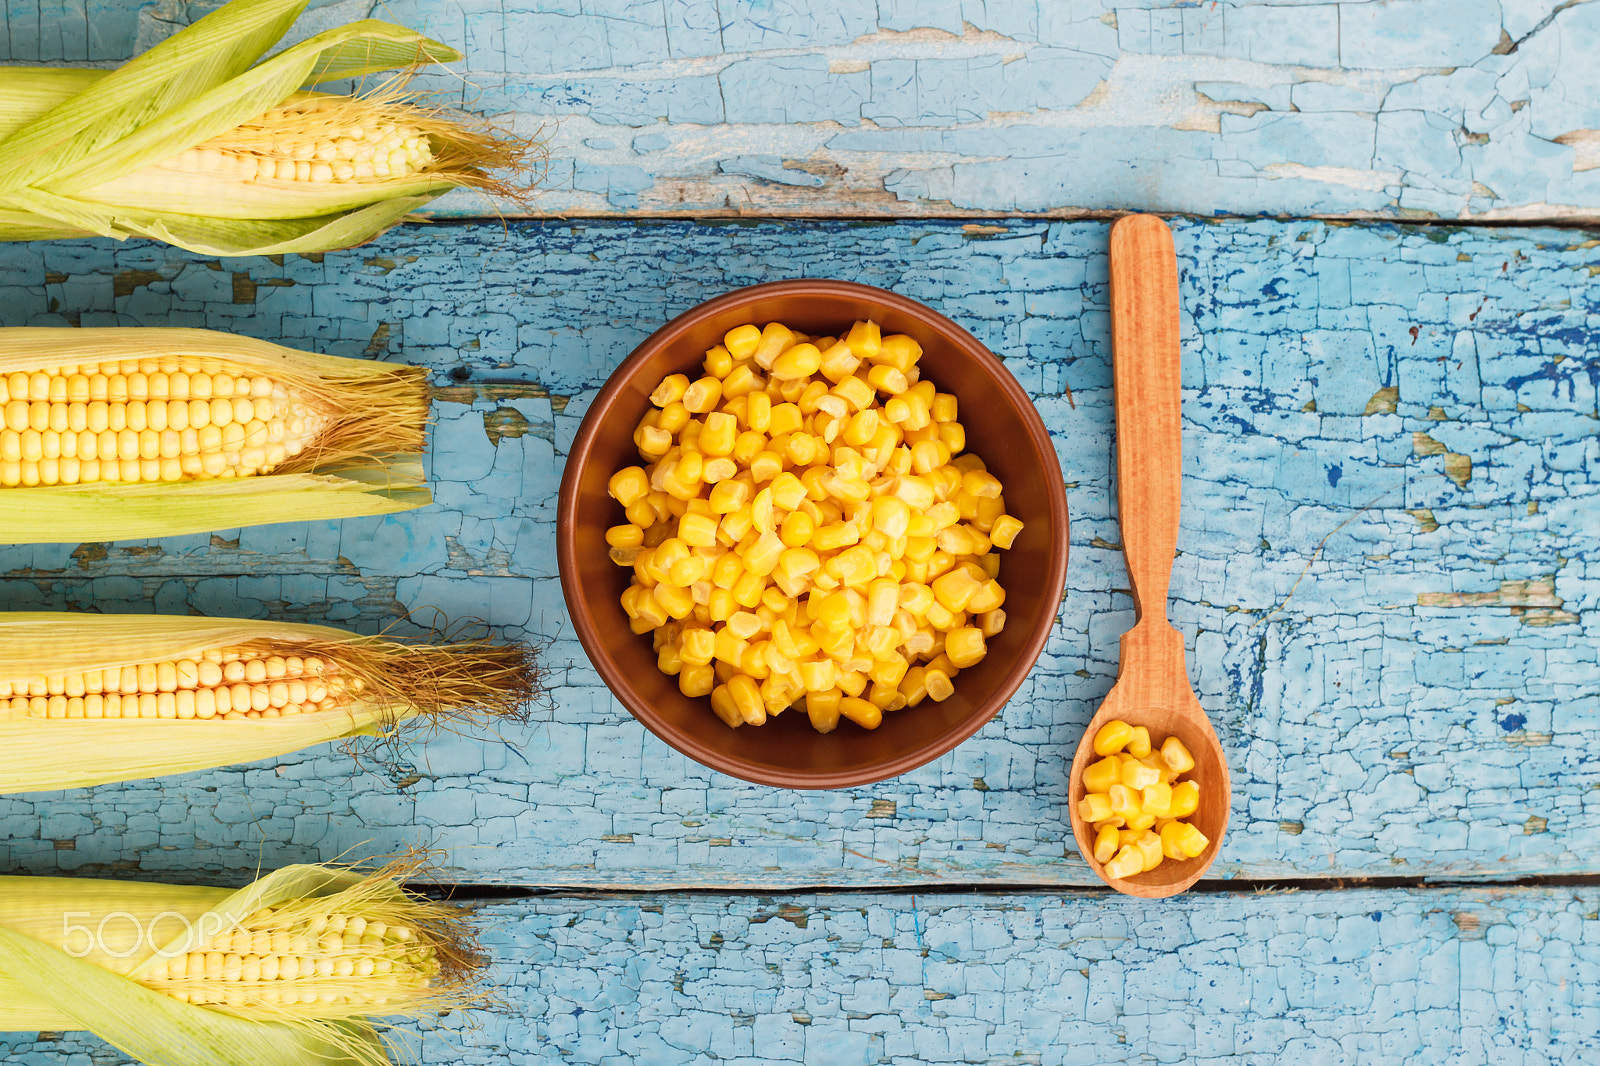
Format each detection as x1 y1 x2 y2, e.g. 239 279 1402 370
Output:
2 3 1599 1064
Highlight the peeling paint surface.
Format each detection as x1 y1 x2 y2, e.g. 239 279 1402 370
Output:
0 218 1594 888
6 887 1600 1063
11 0 1600 220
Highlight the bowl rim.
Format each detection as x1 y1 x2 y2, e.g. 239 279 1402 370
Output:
557 278 1069 788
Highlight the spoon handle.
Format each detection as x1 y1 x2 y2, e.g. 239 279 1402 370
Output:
1109 215 1182 628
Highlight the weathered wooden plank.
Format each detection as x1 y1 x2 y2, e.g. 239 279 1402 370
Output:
7 0 1599 223
4 886 1598 1063
0 218 1593 888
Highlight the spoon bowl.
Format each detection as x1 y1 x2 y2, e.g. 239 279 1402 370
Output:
1067 215 1231 897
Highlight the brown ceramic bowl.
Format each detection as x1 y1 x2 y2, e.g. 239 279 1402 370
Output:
557 279 1069 788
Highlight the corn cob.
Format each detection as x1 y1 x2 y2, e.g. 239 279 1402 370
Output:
0 613 538 793
0 327 429 542
0 857 486 1066
0 0 536 256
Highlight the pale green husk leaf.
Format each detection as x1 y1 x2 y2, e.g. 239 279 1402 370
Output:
0 864 404 1065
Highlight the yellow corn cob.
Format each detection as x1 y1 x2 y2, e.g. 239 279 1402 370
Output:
0 0 540 256
0 613 539 793
0 856 487 1066
0 327 430 541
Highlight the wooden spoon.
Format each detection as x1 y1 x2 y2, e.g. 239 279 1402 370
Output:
1067 215 1231 898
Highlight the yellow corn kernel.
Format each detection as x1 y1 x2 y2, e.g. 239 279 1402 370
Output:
1093 720 1133 756
652 583 694 621
677 512 718 548
743 530 787 576
696 411 737 457
1092 824 1120 865
680 628 716 666
1171 821 1210 859
866 494 908 538
742 450 780 484
863 680 902 712
867 653 908 687
1119 759 1161 791
605 524 645 551
678 662 715 698
722 364 762 401
844 319 881 360
1107 783 1142 820
1169 780 1200 819
797 658 837 693
650 373 689 407
608 466 650 507
706 479 749 515
891 475 935 511
714 627 748 664
1082 756 1120 794
773 508 812 548
1103 844 1143 879
943 627 986 669
896 582 933 618
751 322 795 369
858 578 896 628
806 522 854 553
1077 792 1113 823
732 569 767 608
964 576 1006 613
930 392 957 422
975 609 1006 639
1126 726 1152 759
1161 736 1196 775
961 468 1003 499
814 591 852 631
1129 830 1163 872
839 696 882 730
709 684 743 727
1141 782 1173 818
725 674 766 725
806 688 842 733
739 390 772 433
830 375 875 412
771 343 822 380
930 568 982 613
724 324 761 360
656 642 684 675
766 402 803 437
827 544 877 587
923 667 954 702
680 376 722 413
838 408 876 448
813 341 856 386
872 334 921 373
988 514 1024 550
865 364 909 396
1158 821 1187 861
896 665 929 707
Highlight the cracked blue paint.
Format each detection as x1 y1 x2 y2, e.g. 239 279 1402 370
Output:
14 0 1598 220
5 888 1599 1064
0 217 1593 889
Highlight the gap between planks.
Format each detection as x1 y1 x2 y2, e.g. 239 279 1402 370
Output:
414 871 1600 904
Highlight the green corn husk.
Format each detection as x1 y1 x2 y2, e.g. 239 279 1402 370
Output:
0 0 535 256
0 327 433 543
0 612 538 793
0 857 488 1066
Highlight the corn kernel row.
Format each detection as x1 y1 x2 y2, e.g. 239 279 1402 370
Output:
0 647 362 721
608 318 1024 733
1076 720 1210 878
